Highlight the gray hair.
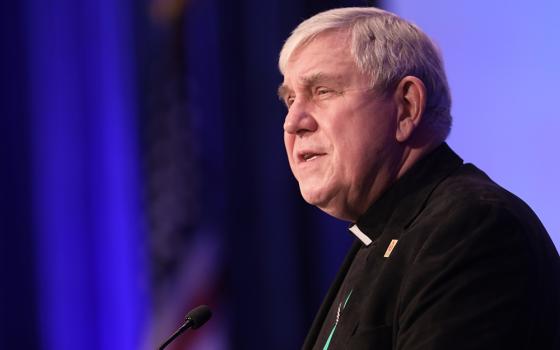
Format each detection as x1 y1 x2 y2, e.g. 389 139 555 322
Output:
279 7 452 140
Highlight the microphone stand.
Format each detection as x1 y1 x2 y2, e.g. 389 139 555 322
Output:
158 319 193 350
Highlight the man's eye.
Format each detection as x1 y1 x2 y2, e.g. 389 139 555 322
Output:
316 87 334 96
285 96 295 107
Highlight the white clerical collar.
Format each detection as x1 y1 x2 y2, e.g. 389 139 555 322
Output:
348 224 373 246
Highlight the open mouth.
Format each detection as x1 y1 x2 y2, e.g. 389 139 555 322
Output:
299 152 326 162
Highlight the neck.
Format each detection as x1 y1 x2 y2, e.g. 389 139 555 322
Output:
348 138 441 221
397 139 441 179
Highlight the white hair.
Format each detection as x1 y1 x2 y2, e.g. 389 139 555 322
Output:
279 7 452 140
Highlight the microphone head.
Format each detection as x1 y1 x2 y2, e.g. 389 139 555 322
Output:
185 305 212 329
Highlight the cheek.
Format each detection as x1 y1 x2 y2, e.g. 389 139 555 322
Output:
332 129 376 176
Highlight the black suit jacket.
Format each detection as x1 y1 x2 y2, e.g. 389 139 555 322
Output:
303 144 560 349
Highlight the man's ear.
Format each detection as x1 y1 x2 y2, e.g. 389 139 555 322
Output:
394 76 426 142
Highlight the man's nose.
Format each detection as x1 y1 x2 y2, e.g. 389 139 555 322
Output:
283 100 318 135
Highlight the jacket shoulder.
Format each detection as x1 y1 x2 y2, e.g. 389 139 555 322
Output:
421 163 547 238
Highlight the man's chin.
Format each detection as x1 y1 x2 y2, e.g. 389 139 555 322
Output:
300 186 358 221
299 186 329 207
299 187 346 219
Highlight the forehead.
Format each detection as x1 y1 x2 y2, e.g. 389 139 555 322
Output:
283 30 356 85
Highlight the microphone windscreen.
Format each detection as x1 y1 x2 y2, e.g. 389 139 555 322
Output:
185 305 212 329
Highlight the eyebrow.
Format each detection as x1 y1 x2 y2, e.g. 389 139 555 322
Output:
301 72 335 86
277 72 344 100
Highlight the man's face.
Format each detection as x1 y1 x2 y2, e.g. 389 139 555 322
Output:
280 30 403 221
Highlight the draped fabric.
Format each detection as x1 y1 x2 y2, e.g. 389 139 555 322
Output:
1 2 39 349
1 0 373 349
23 1 149 349
2 0 149 348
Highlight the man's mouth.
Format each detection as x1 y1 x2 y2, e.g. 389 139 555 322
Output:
299 152 326 163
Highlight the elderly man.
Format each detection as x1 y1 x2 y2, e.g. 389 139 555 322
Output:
277 7 560 350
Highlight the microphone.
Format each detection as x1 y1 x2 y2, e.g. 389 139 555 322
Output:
158 305 212 350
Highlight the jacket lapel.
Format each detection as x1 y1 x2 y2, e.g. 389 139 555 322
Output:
302 240 361 349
